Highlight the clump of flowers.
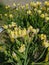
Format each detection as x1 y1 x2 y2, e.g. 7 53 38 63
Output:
3 22 39 42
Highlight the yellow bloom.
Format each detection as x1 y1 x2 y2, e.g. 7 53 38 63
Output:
18 29 22 37
27 10 32 15
17 3 20 6
9 22 16 28
30 2 34 7
7 29 11 33
19 44 25 53
3 25 8 29
10 31 15 38
11 22 16 27
26 4 29 7
13 3 16 7
4 14 7 16
32 29 37 34
28 26 38 34
25 4 29 9
9 14 13 18
37 10 42 14
28 26 33 31
9 31 15 42
5 5 10 9
43 41 49 48
30 2 36 7
22 28 27 37
14 31 18 38
36 1 41 6
9 24 12 28
5 6 8 9
34 8 37 12
16 8 18 11
40 34 46 40
36 28 39 33
47 3 49 6
8 5 10 8
44 1 49 6
28 26 33 33
45 17 49 21
40 14 45 18
21 5 25 9
44 1 48 5
14 27 18 31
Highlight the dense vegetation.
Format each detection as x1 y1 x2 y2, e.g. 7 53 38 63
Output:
0 1 49 65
